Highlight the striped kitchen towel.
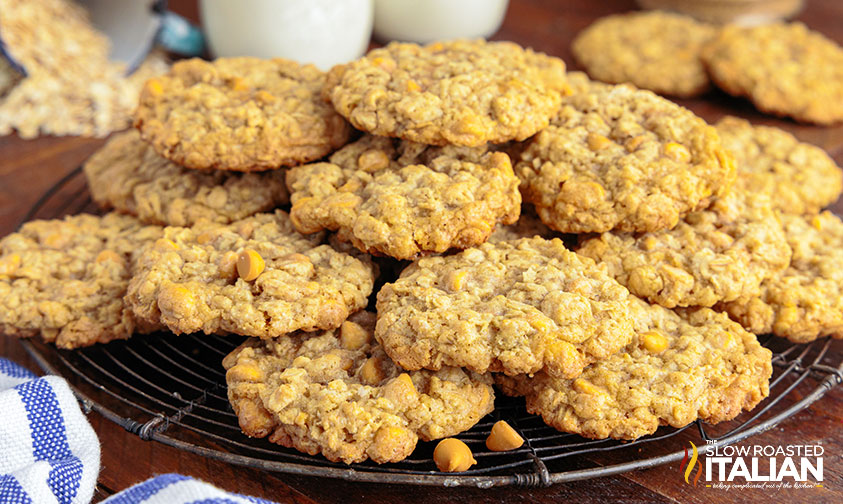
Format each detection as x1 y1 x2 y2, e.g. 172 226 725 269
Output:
0 357 280 504
102 473 277 504
0 357 100 504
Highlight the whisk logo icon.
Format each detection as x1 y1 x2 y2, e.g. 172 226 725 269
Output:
679 441 703 487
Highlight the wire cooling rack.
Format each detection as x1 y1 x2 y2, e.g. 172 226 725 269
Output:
15 165 843 487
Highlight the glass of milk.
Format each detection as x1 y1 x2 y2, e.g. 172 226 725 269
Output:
200 0 373 70
373 0 509 43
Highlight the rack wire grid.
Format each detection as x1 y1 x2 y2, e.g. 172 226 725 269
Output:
14 165 843 487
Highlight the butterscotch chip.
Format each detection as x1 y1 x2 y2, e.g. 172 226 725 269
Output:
577 191 791 308
715 116 842 215
126 211 375 337
375 237 634 378
516 83 735 233
572 11 715 98
224 311 494 464
84 130 289 226
0 213 162 348
286 135 521 260
326 39 567 146
236 249 265 281
720 212 843 343
134 57 350 171
433 438 476 472
497 298 772 440
702 22 843 125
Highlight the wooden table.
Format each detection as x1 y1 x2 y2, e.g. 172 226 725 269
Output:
1 1 842 502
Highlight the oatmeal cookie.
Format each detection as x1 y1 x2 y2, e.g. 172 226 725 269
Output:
572 11 715 98
84 130 289 227
516 84 735 233
326 39 567 146
224 311 494 464
134 57 350 171
375 237 634 378
286 135 521 260
715 116 842 215
0 213 162 348
126 211 375 337
720 212 843 343
497 299 772 440
702 22 843 125
577 191 791 308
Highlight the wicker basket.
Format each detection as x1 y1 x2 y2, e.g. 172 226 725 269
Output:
636 0 804 24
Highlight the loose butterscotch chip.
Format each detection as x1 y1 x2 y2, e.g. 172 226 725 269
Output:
433 438 477 472
486 421 524 451
224 312 494 464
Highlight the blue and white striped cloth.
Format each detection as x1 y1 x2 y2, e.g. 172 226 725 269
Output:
0 358 279 504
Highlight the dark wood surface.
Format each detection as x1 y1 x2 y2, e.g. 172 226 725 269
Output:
1 1 842 502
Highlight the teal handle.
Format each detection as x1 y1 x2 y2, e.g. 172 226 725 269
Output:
156 11 205 57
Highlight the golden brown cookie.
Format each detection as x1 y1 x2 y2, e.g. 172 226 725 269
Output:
126 211 376 337
375 237 635 379
286 135 521 260
224 311 494 464
720 212 843 343
702 22 843 125
84 130 289 226
497 298 772 440
577 191 791 308
326 39 567 146
572 11 715 98
134 57 350 171
0 213 162 348
715 116 842 215
517 83 735 233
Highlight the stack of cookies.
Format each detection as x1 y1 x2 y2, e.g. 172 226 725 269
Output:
1 36 841 469
572 10 843 125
